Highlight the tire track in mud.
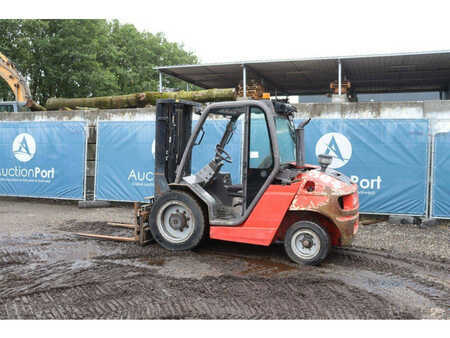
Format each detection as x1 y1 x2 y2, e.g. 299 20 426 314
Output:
0 226 447 319
334 246 449 274
331 247 449 297
0 258 412 319
326 247 449 318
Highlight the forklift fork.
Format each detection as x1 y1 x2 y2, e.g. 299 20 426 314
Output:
75 202 153 246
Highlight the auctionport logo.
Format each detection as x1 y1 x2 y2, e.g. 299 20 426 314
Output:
0 133 55 182
315 132 382 192
13 133 36 162
315 132 352 169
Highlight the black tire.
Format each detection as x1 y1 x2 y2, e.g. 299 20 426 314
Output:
284 221 331 266
149 190 206 251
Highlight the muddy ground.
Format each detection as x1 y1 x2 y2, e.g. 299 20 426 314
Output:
0 198 448 319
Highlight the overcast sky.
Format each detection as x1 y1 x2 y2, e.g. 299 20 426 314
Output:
8 0 450 64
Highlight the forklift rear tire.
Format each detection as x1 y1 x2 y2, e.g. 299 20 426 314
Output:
284 221 331 266
150 191 206 251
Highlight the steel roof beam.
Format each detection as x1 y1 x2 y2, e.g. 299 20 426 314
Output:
159 69 210 89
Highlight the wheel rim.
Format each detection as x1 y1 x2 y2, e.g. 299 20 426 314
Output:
156 200 195 243
291 229 321 259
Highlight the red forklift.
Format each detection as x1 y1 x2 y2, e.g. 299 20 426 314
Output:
80 99 359 265
132 99 359 265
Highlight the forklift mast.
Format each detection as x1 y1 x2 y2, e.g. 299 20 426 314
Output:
154 99 201 197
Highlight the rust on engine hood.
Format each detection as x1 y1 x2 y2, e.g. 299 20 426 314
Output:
288 168 359 246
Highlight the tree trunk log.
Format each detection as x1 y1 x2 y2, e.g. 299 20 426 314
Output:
26 99 47 111
45 88 236 110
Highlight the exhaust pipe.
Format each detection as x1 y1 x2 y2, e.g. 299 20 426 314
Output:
295 118 311 167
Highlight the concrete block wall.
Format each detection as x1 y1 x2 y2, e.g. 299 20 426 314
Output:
1 100 450 201
293 100 450 119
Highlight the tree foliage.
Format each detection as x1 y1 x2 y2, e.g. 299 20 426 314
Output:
0 19 198 104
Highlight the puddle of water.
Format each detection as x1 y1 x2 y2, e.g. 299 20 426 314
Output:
238 256 297 277
71 260 94 269
197 249 298 277
155 256 223 279
139 257 165 266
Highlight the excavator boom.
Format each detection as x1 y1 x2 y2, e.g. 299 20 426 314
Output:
0 52 32 103
0 52 45 111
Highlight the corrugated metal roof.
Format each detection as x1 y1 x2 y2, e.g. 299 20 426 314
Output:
156 50 450 95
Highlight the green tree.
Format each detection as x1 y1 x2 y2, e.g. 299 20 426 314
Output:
0 19 198 105
107 20 197 93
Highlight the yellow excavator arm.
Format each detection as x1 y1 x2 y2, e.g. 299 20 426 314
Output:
0 51 32 103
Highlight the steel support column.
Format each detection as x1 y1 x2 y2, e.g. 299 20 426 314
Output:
338 59 342 96
159 71 163 93
242 64 247 98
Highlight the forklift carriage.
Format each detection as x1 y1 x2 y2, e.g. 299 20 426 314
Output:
133 99 359 265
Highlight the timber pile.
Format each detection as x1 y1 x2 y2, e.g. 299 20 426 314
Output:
45 88 236 111
236 80 264 100
330 80 351 95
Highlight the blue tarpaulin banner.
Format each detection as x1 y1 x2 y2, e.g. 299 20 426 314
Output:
95 120 242 202
192 119 242 183
95 118 430 214
0 121 87 200
95 121 156 202
298 119 430 215
431 132 450 218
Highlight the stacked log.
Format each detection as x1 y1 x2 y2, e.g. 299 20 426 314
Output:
236 80 264 100
26 99 47 111
45 88 236 111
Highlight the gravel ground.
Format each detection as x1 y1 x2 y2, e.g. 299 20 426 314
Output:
0 198 448 319
353 221 449 261
1 197 446 260
0 198 133 235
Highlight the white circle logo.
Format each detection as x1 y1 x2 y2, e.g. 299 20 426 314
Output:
12 133 36 162
315 132 352 169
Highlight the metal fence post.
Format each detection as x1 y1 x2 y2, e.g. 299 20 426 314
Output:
426 119 434 218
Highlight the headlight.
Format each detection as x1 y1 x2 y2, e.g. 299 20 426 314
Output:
318 154 332 172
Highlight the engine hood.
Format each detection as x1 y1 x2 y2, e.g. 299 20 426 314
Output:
299 168 356 196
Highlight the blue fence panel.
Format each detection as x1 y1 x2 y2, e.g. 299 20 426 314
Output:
431 132 450 218
249 118 272 168
0 121 87 200
95 119 243 202
95 121 155 202
192 119 242 183
297 119 429 215
95 118 429 214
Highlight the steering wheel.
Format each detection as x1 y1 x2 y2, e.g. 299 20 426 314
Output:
216 146 232 163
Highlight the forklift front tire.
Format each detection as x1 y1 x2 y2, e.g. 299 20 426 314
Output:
150 191 206 251
284 221 331 266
